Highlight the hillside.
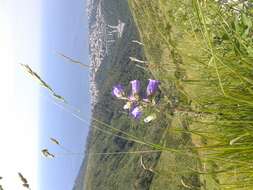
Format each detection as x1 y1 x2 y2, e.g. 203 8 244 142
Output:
73 0 201 190
73 0 156 189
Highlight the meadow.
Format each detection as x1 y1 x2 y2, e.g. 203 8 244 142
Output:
128 0 253 189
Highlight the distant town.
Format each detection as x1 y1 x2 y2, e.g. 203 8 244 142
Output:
87 0 125 108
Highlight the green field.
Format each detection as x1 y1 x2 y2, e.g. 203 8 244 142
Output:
129 0 253 189
74 1 253 190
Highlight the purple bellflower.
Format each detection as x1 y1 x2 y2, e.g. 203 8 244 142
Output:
146 79 160 96
131 106 142 119
129 80 141 101
130 80 141 94
112 79 160 122
112 84 125 98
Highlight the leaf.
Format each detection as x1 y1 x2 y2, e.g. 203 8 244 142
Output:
229 133 249 145
181 179 192 189
221 33 229 41
242 13 252 29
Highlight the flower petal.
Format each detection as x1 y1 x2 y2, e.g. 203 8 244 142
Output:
130 80 141 95
131 106 142 119
112 84 124 98
146 79 160 96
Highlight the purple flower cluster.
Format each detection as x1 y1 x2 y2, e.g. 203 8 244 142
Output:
112 79 160 120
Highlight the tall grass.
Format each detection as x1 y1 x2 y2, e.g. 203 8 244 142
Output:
129 0 253 189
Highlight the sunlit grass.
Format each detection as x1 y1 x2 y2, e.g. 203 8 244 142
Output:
129 0 253 189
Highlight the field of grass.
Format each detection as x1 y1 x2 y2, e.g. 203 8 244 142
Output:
128 0 253 189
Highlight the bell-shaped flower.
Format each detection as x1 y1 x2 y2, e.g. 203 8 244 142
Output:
130 80 141 95
146 79 160 96
128 80 141 101
131 106 143 119
112 84 125 98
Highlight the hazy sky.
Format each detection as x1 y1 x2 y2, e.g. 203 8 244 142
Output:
39 0 90 190
0 0 41 189
0 0 90 189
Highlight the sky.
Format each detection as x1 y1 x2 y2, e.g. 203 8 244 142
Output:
0 0 90 190
0 0 41 189
39 0 90 190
